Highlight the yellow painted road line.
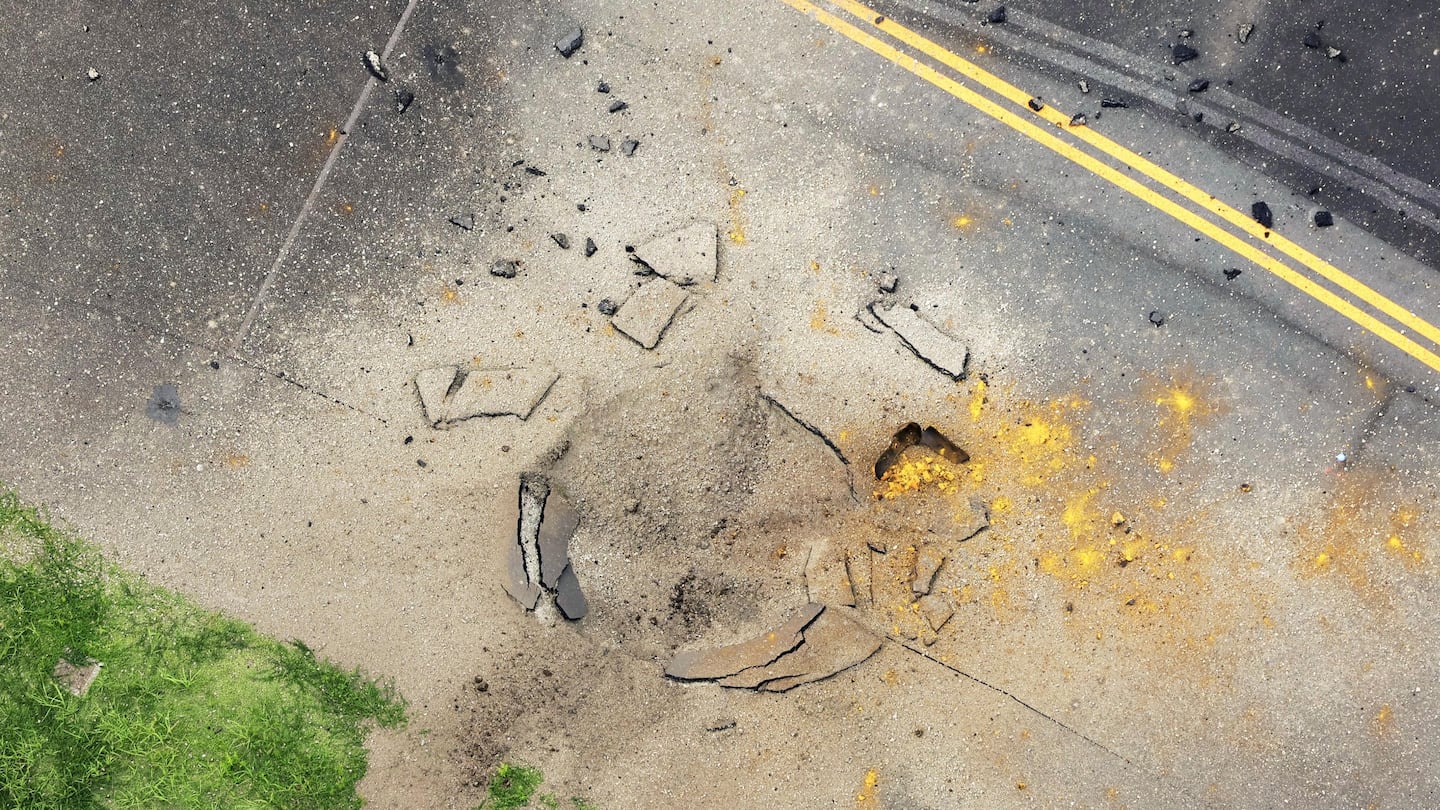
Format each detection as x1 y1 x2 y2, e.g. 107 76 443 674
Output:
776 0 1440 373
826 0 1440 355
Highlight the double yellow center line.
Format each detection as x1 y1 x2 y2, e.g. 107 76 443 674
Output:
778 0 1440 375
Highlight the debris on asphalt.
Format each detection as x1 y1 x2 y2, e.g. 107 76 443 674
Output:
501 478 541 610
877 270 899 293
705 718 738 732
1326 46 1345 61
555 27 584 59
620 139 640 156
608 100 628 113
145 383 182 425
1188 78 1210 93
1172 43 1199 64
985 6 1007 25
362 50 389 82
1251 201 1274 228
589 135 611 152
597 80 610 93
874 422 969 480
1100 97 1129 108
551 232 571 249
490 259 519 278
1078 79 1091 94
1148 310 1167 327
1069 112 1088 127
1314 210 1335 227
597 297 619 316
1178 28 1193 39
666 604 881 692
760 392 853 491
1238 23 1254 44
1303 32 1323 49
85 67 100 82
610 278 689 349
1224 268 1243 280
394 89 415 113
414 365 559 427
555 563 589 619
449 213 475 231
584 237 598 257
868 303 970 381
1027 97 1044 112
537 492 579 589
1226 121 1242 133
630 222 718 285
912 545 945 596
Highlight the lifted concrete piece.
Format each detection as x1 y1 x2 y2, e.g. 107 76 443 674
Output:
499 479 541 610
665 603 825 680
846 548 874 608
555 563 588 620
611 278 688 349
912 545 946 596
719 608 882 692
869 302 970 380
537 492 579 589
415 365 559 427
918 594 954 633
630 222 718 285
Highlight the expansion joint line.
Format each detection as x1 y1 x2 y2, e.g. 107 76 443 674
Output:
779 0 1440 376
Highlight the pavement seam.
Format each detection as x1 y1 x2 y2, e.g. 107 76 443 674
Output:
229 0 421 356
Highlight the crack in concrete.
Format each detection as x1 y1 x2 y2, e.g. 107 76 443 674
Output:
760 391 857 500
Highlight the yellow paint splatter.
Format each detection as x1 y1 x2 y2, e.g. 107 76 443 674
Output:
727 187 747 243
856 768 880 808
1373 704 1394 737
969 379 988 422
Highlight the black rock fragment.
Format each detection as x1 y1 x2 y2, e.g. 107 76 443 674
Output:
449 213 475 231
597 81 610 93
1224 268 1243 281
1027 97 1044 111
584 237 598 257
1251 201 1274 228
551 233 571 249
1187 78 1210 93
362 50 389 82
1314 210 1334 227
555 27 584 58
608 100 628 113
597 298 619 316
589 135 611 152
1303 32 1323 49
620 139 639 156
986 6 1006 24
1172 43 1199 64
1148 310 1166 327
1101 97 1129 108
394 89 414 113
490 260 519 278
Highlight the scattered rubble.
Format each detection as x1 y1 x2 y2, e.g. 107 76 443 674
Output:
597 297 619 316
1078 79 1091 94
985 6 1007 25
1224 268 1243 281
1187 78 1209 93
362 50 389 82
490 259 519 279
589 135 611 152
596 80 610 93
620 139 640 157
805 538 856 607
146 383 182 425
394 89 415 114
846 548 874 608
414 365 558 427
876 270 899 293
1314 210 1335 227
551 233 571 249
1148 310 1167 327
584 237 597 256
918 594 954 633
1326 46 1345 61
1100 97 1129 109
1251 201 1274 228
501 476 588 619
610 278 689 349
911 545 945 596
868 303 970 381
1027 97 1044 112
666 604 880 692
1303 32 1323 49
629 222 719 285
1069 112 1088 127
555 27 584 59
85 67 100 82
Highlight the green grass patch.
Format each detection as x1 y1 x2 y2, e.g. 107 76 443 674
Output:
0 490 406 809
472 762 596 810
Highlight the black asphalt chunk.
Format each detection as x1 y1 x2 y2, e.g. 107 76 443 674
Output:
490 260 519 278
589 135 611 151
449 213 475 231
394 89 414 113
620 139 639 156
555 27 583 58
1069 112 1088 127
1148 310 1166 327
1314 210 1335 227
524 165 546 176
362 50 389 82
1224 268 1243 280
551 233 571 249
986 6 1006 24
608 99 628 113
1251 201 1274 228
597 298 619 316
1027 97 1044 111
1188 78 1210 93
1172 43 1199 64
597 80 610 93
1192 111 1205 122
1101 97 1129 108
584 237 598 257
146 383 181 425
1304 32 1323 49
555 564 588 620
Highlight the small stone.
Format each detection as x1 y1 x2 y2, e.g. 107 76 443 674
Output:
1078 79 1091 94
1238 23 1253 44
877 271 899 293
608 100 628 113
524 165 547 177
584 237 598 256
1069 112 1088 127
620 139 639 156
490 259 519 278
597 80 610 93
1226 121 1242 133
588 135 611 152
394 89 415 113
1101 97 1129 108
986 6 1007 24
85 67 101 82
1187 78 1210 93
1148 310 1166 327
1224 268 1243 280
551 233 571 249
1192 111 1205 123
1027 97 1044 112
1326 46 1344 61
449 213 475 231
1314 210 1334 227
362 50 389 82
1251 201 1274 228
1303 32 1323 49
597 298 619 316
1178 28 1193 38
555 27 584 58
1172 43 1198 64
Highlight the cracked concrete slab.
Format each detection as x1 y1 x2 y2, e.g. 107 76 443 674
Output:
665 603 825 681
870 302 971 380
610 278 689 349
717 607 882 691
629 222 719 285
415 365 558 427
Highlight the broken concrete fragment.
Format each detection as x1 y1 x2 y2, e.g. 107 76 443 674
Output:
1187 78 1210 93
555 27 583 58
951 498 991 541
500 482 542 610
877 270 899 293
53 656 102 696
912 545 945 596
630 222 718 285
1069 112 1088 127
86 67 101 82
449 213 475 231
608 100 628 113
537 492 579 589
490 259 519 278
415 365 559 427
588 135 611 152
555 563 589 619
718 608 882 692
1238 23 1253 44
1314 210 1334 228
846 548 874 609
584 237 598 257
665 603 825 680
918 594 954 633
611 278 688 349
1101 97 1129 108
551 232 571 249
394 89 415 114
597 297 619 316
363 50 389 81
805 538 856 607
869 303 969 380
620 139 639 156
